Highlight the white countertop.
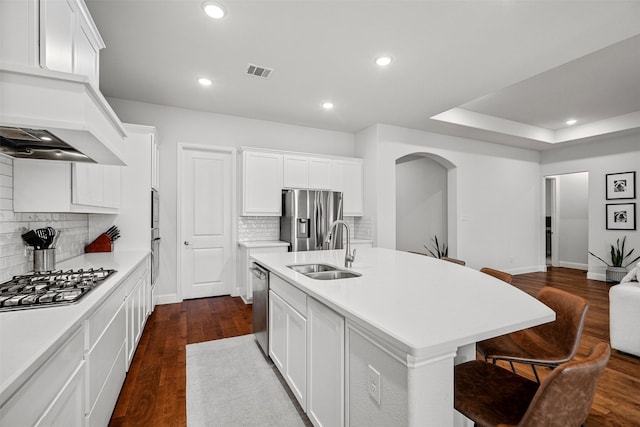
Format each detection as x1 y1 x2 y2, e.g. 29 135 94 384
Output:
238 240 290 248
251 248 555 359
0 250 149 403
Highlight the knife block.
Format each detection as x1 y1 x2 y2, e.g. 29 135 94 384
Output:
85 233 113 253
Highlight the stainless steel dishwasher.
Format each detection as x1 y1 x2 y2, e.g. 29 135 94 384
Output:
251 263 270 356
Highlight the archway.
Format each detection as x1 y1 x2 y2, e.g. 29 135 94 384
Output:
395 153 454 256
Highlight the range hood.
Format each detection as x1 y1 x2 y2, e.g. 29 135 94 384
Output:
0 65 127 165
0 127 95 162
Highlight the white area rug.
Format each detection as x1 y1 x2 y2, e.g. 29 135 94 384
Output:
186 334 309 427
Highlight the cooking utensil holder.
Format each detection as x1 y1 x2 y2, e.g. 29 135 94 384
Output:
34 249 56 272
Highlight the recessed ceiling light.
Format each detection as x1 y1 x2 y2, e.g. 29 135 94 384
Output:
566 119 577 126
202 2 225 19
322 102 334 110
198 77 213 86
375 56 392 66
40 136 52 141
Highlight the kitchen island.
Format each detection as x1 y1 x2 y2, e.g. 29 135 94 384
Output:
251 247 554 427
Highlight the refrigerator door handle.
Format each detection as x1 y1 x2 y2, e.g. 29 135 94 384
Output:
315 192 322 249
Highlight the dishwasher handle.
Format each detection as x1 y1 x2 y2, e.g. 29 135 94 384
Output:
250 266 268 280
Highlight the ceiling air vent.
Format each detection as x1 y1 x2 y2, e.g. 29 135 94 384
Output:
246 63 273 79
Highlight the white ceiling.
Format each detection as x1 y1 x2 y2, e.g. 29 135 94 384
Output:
85 0 640 151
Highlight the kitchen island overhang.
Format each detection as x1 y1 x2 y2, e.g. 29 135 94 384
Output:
251 247 555 426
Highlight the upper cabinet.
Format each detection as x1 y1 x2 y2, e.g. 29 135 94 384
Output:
242 150 283 216
241 148 364 217
283 155 332 190
332 159 363 216
0 0 127 165
5 0 105 86
13 159 120 213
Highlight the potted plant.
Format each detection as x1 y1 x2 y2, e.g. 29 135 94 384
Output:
425 235 448 259
589 236 640 283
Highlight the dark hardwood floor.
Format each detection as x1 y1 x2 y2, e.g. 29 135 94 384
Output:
109 268 640 426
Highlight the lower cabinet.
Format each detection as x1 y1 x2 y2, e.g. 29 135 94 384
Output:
85 304 127 426
269 289 307 410
0 326 85 426
38 361 86 427
238 242 289 303
126 264 150 367
307 297 345 427
269 274 346 426
0 255 152 425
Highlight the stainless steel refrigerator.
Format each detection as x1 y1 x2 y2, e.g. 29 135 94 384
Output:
280 189 343 251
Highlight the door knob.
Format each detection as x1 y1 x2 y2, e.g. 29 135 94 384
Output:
184 241 190 246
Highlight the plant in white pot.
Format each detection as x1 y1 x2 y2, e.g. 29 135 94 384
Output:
589 236 640 283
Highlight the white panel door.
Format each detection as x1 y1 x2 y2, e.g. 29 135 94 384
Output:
181 149 232 299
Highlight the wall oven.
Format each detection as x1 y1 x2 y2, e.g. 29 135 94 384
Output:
151 189 160 286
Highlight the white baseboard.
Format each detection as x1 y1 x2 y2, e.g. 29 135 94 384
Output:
557 261 588 271
156 293 181 305
508 265 545 275
587 272 606 282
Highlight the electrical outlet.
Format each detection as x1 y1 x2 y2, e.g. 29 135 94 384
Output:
368 364 381 405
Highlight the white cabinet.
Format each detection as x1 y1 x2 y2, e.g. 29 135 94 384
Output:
37 361 86 427
73 163 121 209
332 159 364 216
126 262 150 367
267 274 347 426
241 148 364 216
307 297 345 427
0 255 151 426
269 275 308 410
238 242 289 303
39 0 104 85
242 150 283 216
0 326 85 426
85 302 126 427
283 155 332 190
13 159 120 213
85 255 150 425
40 0 75 73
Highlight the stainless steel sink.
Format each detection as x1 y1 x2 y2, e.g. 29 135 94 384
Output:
287 263 361 280
304 270 361 280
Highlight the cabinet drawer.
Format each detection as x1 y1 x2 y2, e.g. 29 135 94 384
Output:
0 326 84 426
125 261 147 295
86 282 126 351
86 304 126 412
85 340 126 427
270 273 307 316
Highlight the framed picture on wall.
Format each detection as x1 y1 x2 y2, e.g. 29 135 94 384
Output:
606 203 636 230
606 171 636 200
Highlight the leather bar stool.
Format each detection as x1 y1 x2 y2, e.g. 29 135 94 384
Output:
480 267 513 284
455 342 610 427
477 286 589 382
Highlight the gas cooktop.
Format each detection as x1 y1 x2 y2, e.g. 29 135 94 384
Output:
0 268 116 312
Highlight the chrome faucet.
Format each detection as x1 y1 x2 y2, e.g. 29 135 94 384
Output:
325 220 356 268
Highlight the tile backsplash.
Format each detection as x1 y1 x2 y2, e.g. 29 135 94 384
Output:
238 216 281 241
0 156 90 282
238 215 374 243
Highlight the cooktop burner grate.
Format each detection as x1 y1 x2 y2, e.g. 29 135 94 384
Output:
0 268 116 312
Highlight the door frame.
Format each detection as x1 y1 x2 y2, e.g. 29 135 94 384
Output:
176 143 237 302
545 177 558 268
